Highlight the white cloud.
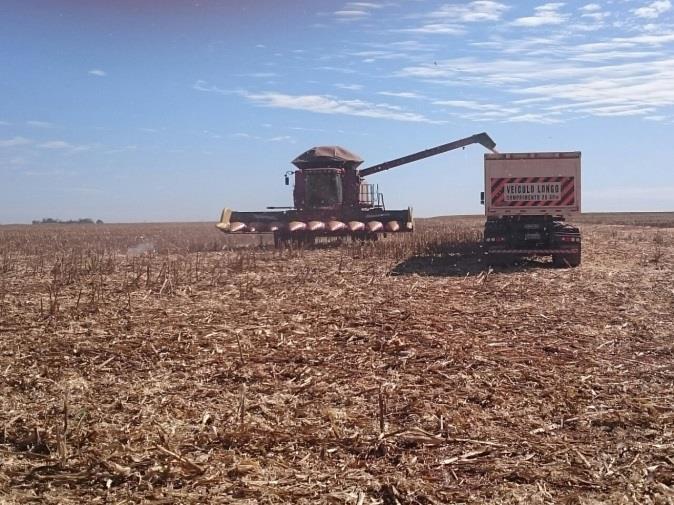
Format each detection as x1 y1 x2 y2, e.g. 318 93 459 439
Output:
26 120 53 128
346 2 383 8
398 51 674 122
633 0 671 18
193 80 235 94
333 1 383 20
404 1 507 34
334 10 369 17
428 1 509 22
434 99 519 113
581 11 609 21
38 140 73 149
267 135 295 143
230 132 296 143
616 33 674 46
194 79 441 123
0 136 31 147
88 69 107 77
579 3 601 12
241 91 441 123
316 66 358 74
38 140 91 152
402 23 466 35
377 91 425 99
350 50 414 61
505 113 562 124
579 104 656 116
335 83 364 90
241 72 277 78
512 3 569 27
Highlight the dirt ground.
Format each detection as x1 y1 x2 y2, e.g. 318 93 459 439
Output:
1 215 673 504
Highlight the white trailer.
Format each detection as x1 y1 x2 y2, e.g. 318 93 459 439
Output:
481 152 582 267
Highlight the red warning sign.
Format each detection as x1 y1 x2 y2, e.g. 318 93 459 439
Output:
491 177 575 207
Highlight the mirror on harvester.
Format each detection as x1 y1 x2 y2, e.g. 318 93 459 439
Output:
480 191 485 205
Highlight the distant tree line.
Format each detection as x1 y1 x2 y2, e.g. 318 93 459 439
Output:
32 218 104 224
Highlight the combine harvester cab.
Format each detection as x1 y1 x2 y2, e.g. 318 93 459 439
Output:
217 133 497 247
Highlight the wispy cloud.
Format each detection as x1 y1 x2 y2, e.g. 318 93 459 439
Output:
193 80 235 95
335 83 364 90
512 3 569 27
88 69 107 77
398 43 674 121
240 91 441 123
240 72 277 78
38 140 91 152
399 1 508 35
580 3 601 12
0 136 31 148
431 99 556 122
334 10 369 19
427 1 509 22
633 0 672 19
194 80 442 123
268 135 295 143
316 66 358 74
377 91 426 99
38 140 73 149
230 132 296 143
434 99 517 112
347 49 420 62
575 2 611 28
26 120 53 128
401 23 466 35
504 113 562 124
333 1 383 21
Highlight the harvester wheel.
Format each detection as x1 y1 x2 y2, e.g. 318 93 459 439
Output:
273 231 289 249
487 253 514 267
290 233 315 249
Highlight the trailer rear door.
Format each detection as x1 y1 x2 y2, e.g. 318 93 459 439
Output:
484 152 581 218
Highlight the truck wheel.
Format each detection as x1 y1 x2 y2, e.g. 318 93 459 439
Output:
566 252 581 267
553 250 581 268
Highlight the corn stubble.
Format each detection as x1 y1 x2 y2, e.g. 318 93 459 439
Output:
0 216 673 504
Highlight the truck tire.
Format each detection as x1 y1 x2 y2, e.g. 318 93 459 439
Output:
553 246 581 268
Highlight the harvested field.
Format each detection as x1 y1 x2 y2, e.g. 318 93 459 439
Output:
1 215 673 504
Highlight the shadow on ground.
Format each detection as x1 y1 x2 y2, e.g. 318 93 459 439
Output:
391 249 555 277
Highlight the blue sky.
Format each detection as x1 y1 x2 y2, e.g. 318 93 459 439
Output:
1 0 673 223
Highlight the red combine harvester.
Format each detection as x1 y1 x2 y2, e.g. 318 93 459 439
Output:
217 132 497 246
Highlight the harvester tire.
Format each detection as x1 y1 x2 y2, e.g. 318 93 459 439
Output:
273 231 289 249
